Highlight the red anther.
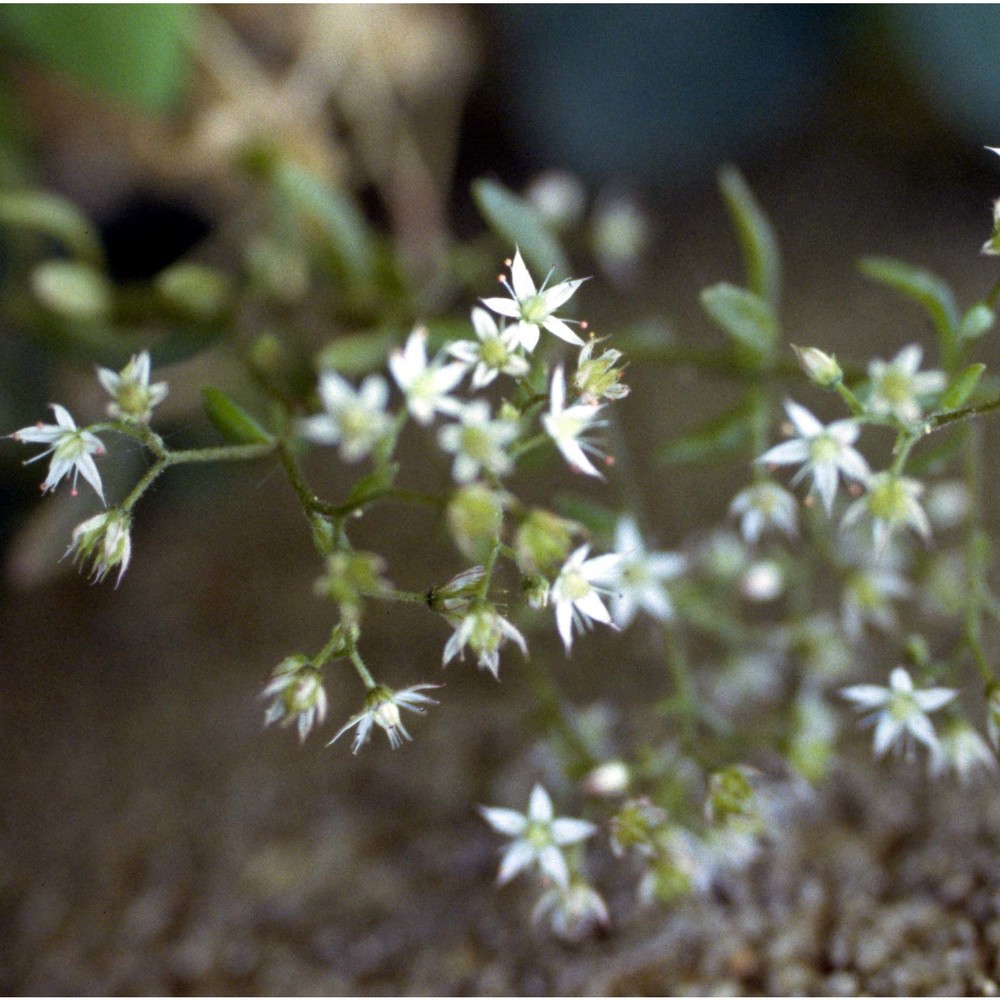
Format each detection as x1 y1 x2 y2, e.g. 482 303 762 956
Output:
503 257 512 267
35 421 43 428
780 421 793 437
38 482 45 492
71 488 78 497
803 494 815 508
848 482 863 497
604 455 616 467
496 274 504 283
580 320 589 330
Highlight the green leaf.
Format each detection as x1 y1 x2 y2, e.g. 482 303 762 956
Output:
554 493 618 539
202 387 273 445
939 363 986 411
0 5 191 112
344 463 399 508
274 162 377 285
700 283 777 363
858 257 959 340
959 303 995 341
718 165 780 307
316 330 399 376
659 401 752 465
0 191 103 265
472 178 570 279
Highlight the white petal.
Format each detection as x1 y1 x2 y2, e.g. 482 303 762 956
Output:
528 784 554 822
556 600 575 652
872 714 901 757
841 684 892 708
537 844 570 888
478 805 528 837
480 297 522 319
574 590 612 626
539 277 586 313
543 316 585 346
759 440 810 466
913 687 957 712
497 840 536 885
550 817 597 846
783 400 823 438
510 249 537 300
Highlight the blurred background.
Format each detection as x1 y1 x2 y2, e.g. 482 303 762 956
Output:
3 6 1000 993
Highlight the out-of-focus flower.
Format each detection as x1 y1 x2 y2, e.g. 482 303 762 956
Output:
866 344 945 425
481 249 586 351
841 666 956 762
597 517 686 628
479 784 596 888
842 472 931 553
532 879 610 942
389 327 466 425
929 719 997 783
299 371 392 462
11 404 106 502
791 345 842 387
437 401 518 483
758 400 869 514
729 481 798 545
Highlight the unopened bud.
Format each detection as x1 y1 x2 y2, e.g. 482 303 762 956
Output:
792 345 842 387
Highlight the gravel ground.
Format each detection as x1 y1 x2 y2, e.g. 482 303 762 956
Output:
1 483 1000 997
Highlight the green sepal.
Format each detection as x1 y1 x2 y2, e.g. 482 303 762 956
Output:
659 399 752 465
858 257 959 340
274 162 377 285
343 463 399 508
939 363 986 411
959 303 995 341
700 283 777 365
202 387 273 445
0 190 103 265
471 178 570 280
718 165 781 308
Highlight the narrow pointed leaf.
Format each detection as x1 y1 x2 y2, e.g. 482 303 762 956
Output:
202 387 273 444
659 400 752 465
275 162 377 284
700 282 777 363
718 165 780 307
939 363 986 410
472 178 570 280
858 257 959 339
0 191 103 265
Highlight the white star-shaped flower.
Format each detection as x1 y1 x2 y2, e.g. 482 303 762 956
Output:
479 784 597 888
11 403 106 502
481 249 586 351
542 366 607 479
298 371 392 462
329 683 440 754
389 327 466 425
866 344 945 425
447 308 531 389
841 666 956 762
442 602 528 679
437 401 518 483
262 656 328 743
841 472 931 553
596 517 686 628
729 481 798 545
96 351 168 423
551 545 621 653
758 400 870 514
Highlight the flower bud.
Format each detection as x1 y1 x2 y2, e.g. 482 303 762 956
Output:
446 485 504 562
522 574 551 609
791 344 842 387
609 797 667 857
262 656 328 742
67 509 132 586
524 170 587 231
705 766 761 833
156 263 231 320
582 760 630 798
32 260 111 322
515 509 576 576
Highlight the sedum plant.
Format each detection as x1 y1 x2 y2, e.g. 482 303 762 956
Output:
5 145 1000 944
